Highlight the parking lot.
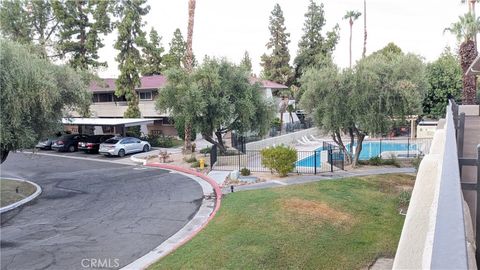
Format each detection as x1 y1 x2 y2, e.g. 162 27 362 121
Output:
29 148 139 162
1 152 203 270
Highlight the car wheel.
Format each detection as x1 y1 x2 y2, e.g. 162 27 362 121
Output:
68 145 75 152
143 145 150 152
118 149 125 157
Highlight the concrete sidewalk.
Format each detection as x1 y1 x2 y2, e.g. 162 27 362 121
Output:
222 167 416 193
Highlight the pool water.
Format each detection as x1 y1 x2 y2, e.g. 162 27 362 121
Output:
296 141 417 167
346 141 417 160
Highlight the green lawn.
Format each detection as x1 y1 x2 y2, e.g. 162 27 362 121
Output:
0 179 37 207
150 174 414 270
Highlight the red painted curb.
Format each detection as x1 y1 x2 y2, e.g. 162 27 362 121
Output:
145 163 222 253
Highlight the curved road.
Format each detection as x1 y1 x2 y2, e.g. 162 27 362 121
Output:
0 153 203 270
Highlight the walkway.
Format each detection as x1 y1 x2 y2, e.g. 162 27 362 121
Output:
221 167 416 193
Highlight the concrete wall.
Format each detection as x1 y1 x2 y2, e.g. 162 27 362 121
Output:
246 128 320 150
89 101 167 118
393 103 476 270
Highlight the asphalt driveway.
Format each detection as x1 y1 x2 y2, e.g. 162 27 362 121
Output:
0 153 203 270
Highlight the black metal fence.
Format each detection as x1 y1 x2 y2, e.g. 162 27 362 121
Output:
210 144 344 174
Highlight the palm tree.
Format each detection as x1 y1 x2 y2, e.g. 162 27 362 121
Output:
183 0 196 153
362 0 367 58
445 12 480 104
343 10 361 68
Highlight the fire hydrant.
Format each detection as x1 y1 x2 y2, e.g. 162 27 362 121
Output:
199 158 205 169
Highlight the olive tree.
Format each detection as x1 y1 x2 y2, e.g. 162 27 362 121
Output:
300 49 426 167
0 40 91 163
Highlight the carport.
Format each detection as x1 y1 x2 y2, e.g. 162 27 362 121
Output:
62 118 156 136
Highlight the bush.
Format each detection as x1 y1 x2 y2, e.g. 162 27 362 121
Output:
398 190 412 212
143 134 176 148
411 156 422 171
382 155 401 168
185 155 197 163
200 146 211 155
368 156 382 166
240 167 251 176
261 145 297 177
191 160 208 168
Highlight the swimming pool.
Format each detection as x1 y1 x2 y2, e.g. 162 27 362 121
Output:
346 141 417 160
296 141 418 168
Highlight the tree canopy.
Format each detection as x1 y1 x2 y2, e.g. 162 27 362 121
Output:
423 48 462 118
141 27 165 75
240 51 253 74
0 0 59 58
294 0 339 82
0 39 91 163
164 28 187 70
156 58 275 153
300 48 426 166
114 0 150 120
52 0 114 70
260 3 292 86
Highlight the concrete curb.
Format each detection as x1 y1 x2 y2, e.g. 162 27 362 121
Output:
130 153 147 165
121 163 222 270
0 178 42 214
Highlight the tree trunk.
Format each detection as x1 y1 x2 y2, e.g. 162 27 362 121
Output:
183 0 196 152
348 128 354 154
0 149 9 164
362 0 367 58
201 132 227 154
349 20 353 68
459 40 478 105
352 129 366 167
185 0 196 73
332 130 352 164
183 122 192 154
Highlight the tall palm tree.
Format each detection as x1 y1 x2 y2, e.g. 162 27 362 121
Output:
343 10 361 68
445 12 480 104
183 0 196 153
362 0 367 58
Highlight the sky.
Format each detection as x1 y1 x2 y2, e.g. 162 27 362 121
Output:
97 0 467 78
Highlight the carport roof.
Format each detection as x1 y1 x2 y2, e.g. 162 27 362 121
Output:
62 118 156 127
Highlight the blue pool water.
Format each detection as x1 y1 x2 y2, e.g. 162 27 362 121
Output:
347 141 417 160
296 141 417 167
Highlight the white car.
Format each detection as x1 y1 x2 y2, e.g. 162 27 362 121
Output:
99 137 150 157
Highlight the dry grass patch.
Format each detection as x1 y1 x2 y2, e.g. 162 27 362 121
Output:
281 197 353 225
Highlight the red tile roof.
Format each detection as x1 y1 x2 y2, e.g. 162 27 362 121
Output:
249 77 289 89
90 75 287 92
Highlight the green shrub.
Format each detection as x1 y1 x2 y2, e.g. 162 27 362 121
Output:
412 156 423 171
143 134 177 148
368 156 382 166
185 155 197 163
191 161 208 168
398 190 412 210
383 155 401 168
200 146 211 155
261 145 297 177
240 167 251 176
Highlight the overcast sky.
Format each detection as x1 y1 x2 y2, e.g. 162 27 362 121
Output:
97 0 467 78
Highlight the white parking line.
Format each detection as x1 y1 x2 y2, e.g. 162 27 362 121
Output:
20 151 135 166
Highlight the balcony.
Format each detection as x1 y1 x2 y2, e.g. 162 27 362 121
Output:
89 101 169 118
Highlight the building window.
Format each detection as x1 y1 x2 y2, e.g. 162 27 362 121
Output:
139 91 152 101
93 93 113 103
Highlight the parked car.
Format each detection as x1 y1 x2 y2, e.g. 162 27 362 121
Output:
35 138 57 150
51 134 90 152
78 134 115 154
99 137 151 157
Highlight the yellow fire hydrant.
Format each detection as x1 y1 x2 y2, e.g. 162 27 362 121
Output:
199 158 205 169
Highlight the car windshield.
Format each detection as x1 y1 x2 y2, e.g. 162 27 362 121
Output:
104 138 119 144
